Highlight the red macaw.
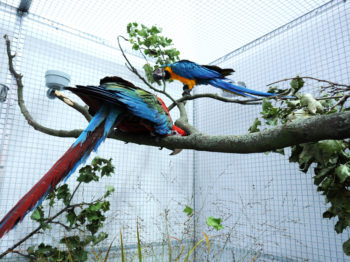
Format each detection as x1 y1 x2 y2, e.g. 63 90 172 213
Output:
0 76 185 238
152 60 277 97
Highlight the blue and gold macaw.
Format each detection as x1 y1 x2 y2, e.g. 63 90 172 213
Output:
0 76 185 238
152 60 277 97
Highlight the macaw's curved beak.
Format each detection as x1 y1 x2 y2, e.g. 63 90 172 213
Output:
152 68 165 82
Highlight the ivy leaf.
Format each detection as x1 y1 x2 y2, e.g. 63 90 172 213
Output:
77 165 99 183
56 184 71 206
248 118 261 133
314 165 335 185
290 76 304 95
336 165 350 183
66 209 77 227
184 206 193 216
335 220 347 234
318 140 345 165
206 216 223 230
93 232 109 245
31 206 44 222
60 236 81 249
344 239 350 256
104 185 115 198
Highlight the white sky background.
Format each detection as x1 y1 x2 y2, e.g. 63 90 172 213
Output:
22 0 330 63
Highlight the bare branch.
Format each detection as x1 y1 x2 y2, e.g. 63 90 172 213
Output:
54 90 92 122
168 93 262 111
268 76 350 89
4 34 82 138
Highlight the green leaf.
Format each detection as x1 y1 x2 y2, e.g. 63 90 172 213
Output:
90 202 102 212
93 232 109 245
27 245 35 254
31 206 44 222
318 140 345 164
56 184 71 206
101 201 110 212
336 165 350 183
314 165 335 185
104 185 115 198
335 220 347 234
290 76 304 95
248 118 261 133
184 206 193 216
66 209 77 226
206 216 223 230
60 236 81 250
77 165 99 183
343 239 350 256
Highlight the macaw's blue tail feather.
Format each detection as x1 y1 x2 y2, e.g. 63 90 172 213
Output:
208 79 277 98
0 105 121 239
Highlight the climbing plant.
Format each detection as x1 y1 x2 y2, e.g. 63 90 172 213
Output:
249 77 350 255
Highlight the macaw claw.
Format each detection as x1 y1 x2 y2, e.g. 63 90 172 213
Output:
170 148 183 155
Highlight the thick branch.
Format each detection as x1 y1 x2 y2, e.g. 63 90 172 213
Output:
4 34 350 154
109 111 350 153
175 102 198 135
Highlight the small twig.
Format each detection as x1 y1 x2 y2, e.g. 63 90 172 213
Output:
50 220 71 231
329 94 350 112
268 76 350 89
8 250 34 259
168 93 263 111
0 198 101 259
69 181 82 203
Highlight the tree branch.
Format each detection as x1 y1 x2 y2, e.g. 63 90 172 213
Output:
4 34 350 154
267 76 350 89
54 90 92 122
168 93 262 111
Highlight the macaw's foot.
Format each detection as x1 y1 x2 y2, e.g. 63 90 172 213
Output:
170 148 183 155
182 85 191 97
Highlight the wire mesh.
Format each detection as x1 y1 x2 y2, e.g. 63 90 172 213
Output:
194 0 350 261
0 0 349 261
0 1 194 260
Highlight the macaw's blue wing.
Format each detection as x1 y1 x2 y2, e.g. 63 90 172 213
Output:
67 78 173 136
103 83 173 135
170 60 223 80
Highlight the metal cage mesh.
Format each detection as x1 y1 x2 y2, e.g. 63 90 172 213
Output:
0 0 349 261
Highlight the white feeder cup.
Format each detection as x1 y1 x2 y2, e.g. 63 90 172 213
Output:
221 81 246 98
45 70 71 99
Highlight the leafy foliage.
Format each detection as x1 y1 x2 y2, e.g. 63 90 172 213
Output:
25 157 115 261
249 77 350 255
183 205 193 216
126 23 180 83
206 216 223 231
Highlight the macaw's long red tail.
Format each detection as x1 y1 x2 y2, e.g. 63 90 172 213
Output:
0 105 121 238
